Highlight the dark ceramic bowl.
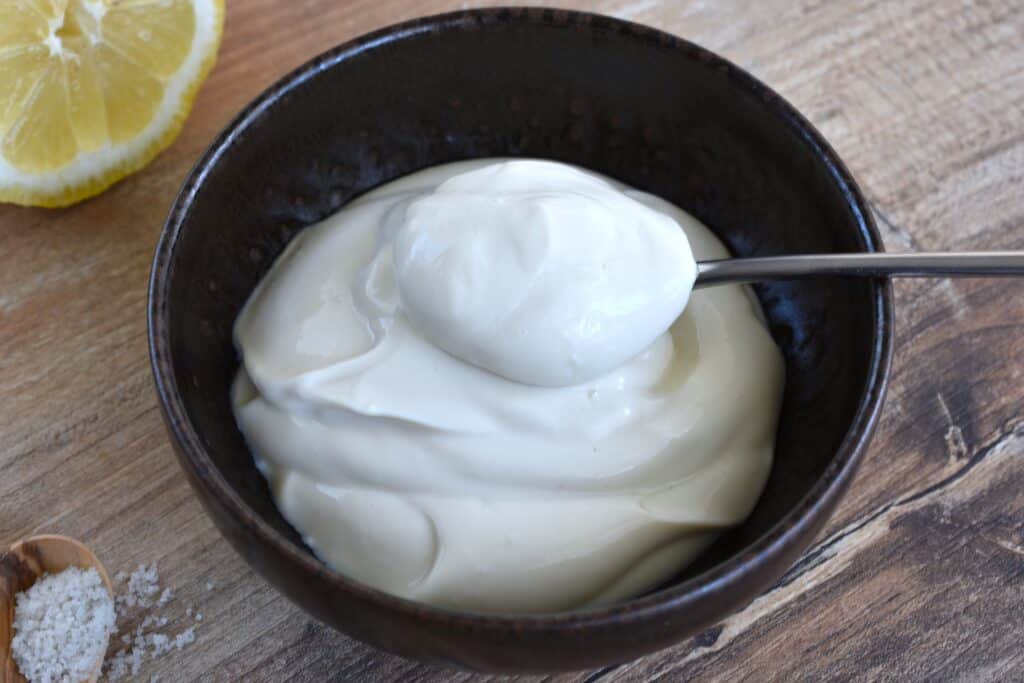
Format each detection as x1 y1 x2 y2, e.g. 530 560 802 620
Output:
148 7 893 673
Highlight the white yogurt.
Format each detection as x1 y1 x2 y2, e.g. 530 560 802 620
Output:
390 160 696 386
231 159 785 614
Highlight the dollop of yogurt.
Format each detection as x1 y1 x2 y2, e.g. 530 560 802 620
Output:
390 161 696 386
232 159 785 614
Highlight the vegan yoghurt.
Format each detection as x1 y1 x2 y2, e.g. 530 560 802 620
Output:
231 159 785 613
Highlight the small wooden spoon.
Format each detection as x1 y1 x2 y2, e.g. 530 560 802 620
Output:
1 535 114 683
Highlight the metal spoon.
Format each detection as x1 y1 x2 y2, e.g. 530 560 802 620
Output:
695 252 1024 288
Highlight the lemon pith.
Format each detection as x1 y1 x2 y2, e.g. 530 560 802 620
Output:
0 0 224 207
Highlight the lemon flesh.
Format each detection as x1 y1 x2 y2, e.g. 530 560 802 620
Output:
0 0 223 207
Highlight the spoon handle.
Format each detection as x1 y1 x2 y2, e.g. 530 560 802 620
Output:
695 252 1024 288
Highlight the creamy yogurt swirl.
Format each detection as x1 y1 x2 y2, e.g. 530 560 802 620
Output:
232 159 784 614
389 160 696 386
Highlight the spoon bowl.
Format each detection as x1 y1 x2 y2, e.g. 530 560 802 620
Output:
1 535 113 683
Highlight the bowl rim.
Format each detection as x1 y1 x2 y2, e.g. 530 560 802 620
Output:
148 6 894 633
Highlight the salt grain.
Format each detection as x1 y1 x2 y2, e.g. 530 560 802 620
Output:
116 564 160 612
10 567 115 683
102 563 201 681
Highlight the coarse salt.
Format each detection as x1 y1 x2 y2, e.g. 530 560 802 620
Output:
103 564 201 681
115 563 159 612
10 566 115 683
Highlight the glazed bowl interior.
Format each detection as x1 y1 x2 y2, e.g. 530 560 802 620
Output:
150 7 891 672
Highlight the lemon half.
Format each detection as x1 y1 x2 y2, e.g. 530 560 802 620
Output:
0 0 224 207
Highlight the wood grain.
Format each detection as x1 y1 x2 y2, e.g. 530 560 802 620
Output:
1 0 1022 680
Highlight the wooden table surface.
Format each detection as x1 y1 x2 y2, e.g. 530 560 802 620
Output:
3 1 1023 680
